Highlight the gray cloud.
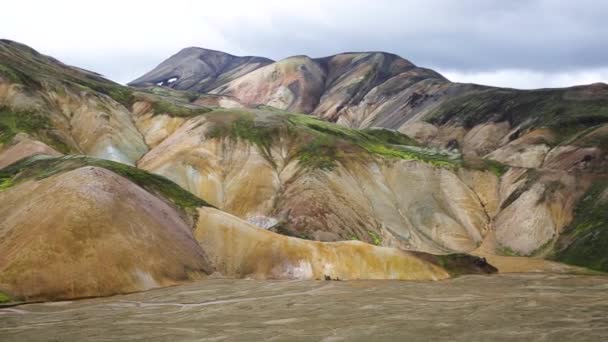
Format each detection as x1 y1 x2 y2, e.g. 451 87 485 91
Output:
2 0 607 88
216 0 608 71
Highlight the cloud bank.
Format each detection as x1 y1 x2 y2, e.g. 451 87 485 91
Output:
2 0 607 88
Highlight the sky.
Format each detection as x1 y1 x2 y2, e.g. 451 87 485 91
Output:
2 0 608 89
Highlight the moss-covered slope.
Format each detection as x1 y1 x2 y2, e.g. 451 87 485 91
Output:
203 108 464 170
553 180 608 272
0 155 211 218
0 39 133 106
0 105 70 153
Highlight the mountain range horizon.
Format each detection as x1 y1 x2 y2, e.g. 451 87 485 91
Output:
131 45 607 90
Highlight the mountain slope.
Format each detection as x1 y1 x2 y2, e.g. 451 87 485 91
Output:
131 45 608 271
132 48 608 173
0 39 148 164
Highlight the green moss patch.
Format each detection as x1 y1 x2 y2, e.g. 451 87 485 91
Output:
0 40 134 107
203 109 461 170
367 230 382 246
287 114 460 169
426 87 608 145
552 180 608 272
200 109 505 173
0 64 39 88
0 291 10 303
496 245 520 257
150 99 211 118
0 155 212 218
361 127 419 146
463 158 509 178
0 105 70 153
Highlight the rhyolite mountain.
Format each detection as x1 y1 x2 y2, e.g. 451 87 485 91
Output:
0 39 606 303
129 47 274 92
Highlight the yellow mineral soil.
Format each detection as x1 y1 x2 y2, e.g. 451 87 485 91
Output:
138 114 490 254
194 207 450 281
473 231 589 274
131 101 187 148
0 167 211 301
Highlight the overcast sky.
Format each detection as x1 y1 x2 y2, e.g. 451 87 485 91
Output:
3 0 608 89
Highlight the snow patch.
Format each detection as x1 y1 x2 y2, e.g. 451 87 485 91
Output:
167 77 178 83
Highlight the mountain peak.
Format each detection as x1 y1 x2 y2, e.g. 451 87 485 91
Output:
128 47 273 92
129 47 446 117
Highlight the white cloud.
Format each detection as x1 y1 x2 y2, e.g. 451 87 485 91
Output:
440 68 608 89
1 0 607 88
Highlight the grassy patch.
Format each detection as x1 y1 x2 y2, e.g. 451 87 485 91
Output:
202 109 469 171
295 134 340 170
206 112 282 164
150 99 211 118
362 127 419 146
367 230 382 246
288 114 459 169
0 105 70 153
0 155 212 218
496 245 520 257
0 291 10 303
463 158 509 177
0 40 135 107
426 87 608 144
0 64 39 87
74 79 135 107
552 180 608 272
0 106 50 145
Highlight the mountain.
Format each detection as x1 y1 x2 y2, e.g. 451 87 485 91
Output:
1 40 606 302
132 48 608 171
0 40 499 303
129 47 273 92
131 47 608 266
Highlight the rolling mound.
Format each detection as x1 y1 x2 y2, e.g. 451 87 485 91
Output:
0 159 212 301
